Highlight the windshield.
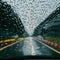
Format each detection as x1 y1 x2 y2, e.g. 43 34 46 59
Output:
0 0 60 59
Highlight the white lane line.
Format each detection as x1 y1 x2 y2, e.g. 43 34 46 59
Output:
35 40 60 54
30 37 36 55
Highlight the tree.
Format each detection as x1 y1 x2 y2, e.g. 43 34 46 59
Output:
0 0 25 40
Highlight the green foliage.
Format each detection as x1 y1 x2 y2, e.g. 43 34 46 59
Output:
0 1 25 40
45 37 60 44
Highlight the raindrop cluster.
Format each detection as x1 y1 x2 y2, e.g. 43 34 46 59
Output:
0 0 25 40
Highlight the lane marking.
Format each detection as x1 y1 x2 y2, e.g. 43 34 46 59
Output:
30 37 36 55
0 38 24 51
35 40 60 54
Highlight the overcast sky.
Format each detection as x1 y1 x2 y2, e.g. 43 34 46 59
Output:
3 0 60 35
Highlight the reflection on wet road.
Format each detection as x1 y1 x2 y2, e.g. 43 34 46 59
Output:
0 36 59 59
22 37 36 55
22 37 52 55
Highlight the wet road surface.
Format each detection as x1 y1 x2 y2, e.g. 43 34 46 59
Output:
0 36 60 59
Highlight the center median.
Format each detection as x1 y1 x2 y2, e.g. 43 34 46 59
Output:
0 38 24 51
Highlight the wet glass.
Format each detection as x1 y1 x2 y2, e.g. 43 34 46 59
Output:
0 0 60 59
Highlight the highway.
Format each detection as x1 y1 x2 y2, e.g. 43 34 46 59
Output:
0 36 60 59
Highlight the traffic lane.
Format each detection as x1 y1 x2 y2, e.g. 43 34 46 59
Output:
33 37 60 57
22 37 52 56
32 37 53 55
0 41 24 59
22 37 36 55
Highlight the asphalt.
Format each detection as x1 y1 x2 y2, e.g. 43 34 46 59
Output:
0 36 60 59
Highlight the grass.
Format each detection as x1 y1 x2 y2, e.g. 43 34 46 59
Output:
45 37 60 44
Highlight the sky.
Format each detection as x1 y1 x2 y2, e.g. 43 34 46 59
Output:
2 0 60 35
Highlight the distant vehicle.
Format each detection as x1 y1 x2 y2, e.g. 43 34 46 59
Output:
37 35 44 41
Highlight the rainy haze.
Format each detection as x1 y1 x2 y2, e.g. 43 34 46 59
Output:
0 0 60 59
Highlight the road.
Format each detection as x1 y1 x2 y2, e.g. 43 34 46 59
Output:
0 36 60 59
